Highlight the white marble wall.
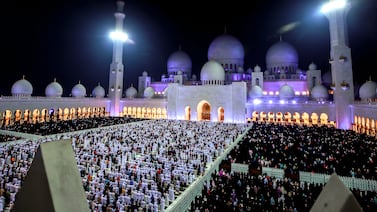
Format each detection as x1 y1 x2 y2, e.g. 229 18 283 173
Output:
167 82 246 123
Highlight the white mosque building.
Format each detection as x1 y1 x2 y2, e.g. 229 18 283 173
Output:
1 0 377 134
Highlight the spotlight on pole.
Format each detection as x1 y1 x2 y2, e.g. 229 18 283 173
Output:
109 31 129 42
320 0 347 14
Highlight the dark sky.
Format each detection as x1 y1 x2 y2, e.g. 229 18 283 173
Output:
2 0 376 96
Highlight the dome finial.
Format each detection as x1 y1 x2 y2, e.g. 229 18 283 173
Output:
279 34 282 41
53 78 56 82
78 80 81 84
98 82 101 86
224 25 227 34
130 83 133 87
22 74 25 79
369 75 372 81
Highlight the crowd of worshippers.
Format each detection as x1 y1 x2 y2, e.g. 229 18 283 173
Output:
0 116 145 136
0 134 21 143
189 169 377 212
227 122 377 180
0 119 248 211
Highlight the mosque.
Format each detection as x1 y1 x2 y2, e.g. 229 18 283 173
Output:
1 0 377 134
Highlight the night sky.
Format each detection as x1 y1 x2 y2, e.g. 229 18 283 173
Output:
2 0 376 96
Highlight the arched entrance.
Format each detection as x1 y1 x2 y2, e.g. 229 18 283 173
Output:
311 113 319 125
252 111 259 122
320 113 329 125
217 107 224 122
24 110 31 123
276 112 283 122
32 109 40 123
302 112 309 125
41 109 48 122
5 110 12 126
185 106 191 121
14 110 22 123
197 100 211 121
284 112 292 123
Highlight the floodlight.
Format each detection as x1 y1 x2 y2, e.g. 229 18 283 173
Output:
109 31 128 42
320 0 347 14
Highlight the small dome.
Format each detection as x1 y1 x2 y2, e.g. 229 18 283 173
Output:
266 40 298 68
279 84 295 99
246 68 253 73
200 60 225 82
92 83 105 98
248 85 263 99
308 62 317 70
177 70 183 75
191 74 197 81
45 78 63 97
359 80 377 100
254 65 261 72
142 71 148 76
71 81 86 98
143 86 155 98
125 84 138 98
11 76 33 96
311 84 329 100
167 50 192 75
208 34 245 61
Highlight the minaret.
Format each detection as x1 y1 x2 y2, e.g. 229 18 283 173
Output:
322 0 354 130
108 0 126 116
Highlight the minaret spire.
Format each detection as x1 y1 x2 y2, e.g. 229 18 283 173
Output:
108 0 126 116
322 0 354 130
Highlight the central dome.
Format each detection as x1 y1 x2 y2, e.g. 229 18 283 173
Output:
200 60 225 83
266 40 298 70
208 34 245 62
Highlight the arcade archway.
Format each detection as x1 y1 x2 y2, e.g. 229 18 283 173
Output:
197 100 211 121
185 106 191 121
218 107 224 122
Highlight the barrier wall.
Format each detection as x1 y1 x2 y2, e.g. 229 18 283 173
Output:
226 164 377 192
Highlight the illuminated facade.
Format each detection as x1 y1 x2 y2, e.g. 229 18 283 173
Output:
1 0 377 135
